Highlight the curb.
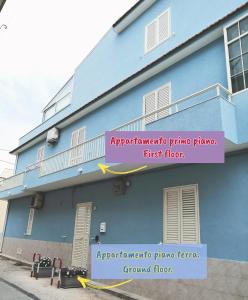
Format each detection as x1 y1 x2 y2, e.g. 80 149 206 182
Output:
89 281 151 300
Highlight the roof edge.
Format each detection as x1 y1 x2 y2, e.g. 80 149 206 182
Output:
10 1 248 155
113 0 157 33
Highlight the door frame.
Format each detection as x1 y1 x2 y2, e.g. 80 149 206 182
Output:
71 202 92 268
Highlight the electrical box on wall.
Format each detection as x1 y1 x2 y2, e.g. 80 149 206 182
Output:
47 127 59 145
31 193 44 209
100 222 106 233
113 179 126 195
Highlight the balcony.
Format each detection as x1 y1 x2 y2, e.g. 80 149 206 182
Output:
0 173 25 197
0 83 237 199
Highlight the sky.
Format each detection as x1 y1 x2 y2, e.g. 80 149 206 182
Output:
0 0 137 174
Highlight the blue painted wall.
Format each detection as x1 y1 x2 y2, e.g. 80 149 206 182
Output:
15 140 46 174
233 91 248 144
72 0 247 109
16 37 228 173
18 1 248 147
6 152 248 262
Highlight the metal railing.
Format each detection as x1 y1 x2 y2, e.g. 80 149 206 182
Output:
39 117 144 176
0 173 25 192
0 83 232 188
144 83 232 124
37 83 231 177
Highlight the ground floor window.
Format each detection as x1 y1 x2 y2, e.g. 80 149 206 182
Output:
163 184 200 244
26 208 35 236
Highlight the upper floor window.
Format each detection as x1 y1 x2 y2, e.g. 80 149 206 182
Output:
37 146 45 162
70 127 86 166
225 15 248 93
145 8 171 53
43 77 73 121
143 83 171 125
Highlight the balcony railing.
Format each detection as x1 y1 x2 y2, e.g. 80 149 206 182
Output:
0 173 25 192
35 83 232 177
39 118 144 176
0 83 232 192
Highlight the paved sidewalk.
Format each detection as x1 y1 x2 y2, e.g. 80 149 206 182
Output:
0 256 121 300
0 280 34 300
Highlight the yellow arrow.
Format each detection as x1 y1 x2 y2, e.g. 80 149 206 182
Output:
77 277 90 288
77 276 133 289
98 163 147 175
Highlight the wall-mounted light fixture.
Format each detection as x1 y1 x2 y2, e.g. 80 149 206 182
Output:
78 168 83 174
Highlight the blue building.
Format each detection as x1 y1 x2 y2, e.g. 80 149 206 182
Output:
1 0 248 298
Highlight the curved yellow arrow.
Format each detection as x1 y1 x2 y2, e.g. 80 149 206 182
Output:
77 276 132 289
98 163 147 175
77 277 90 288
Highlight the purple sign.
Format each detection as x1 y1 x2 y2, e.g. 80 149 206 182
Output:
105 131 224 164
91 244 207 279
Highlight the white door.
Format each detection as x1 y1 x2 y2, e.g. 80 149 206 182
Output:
0 200 8 251
71 202 92 268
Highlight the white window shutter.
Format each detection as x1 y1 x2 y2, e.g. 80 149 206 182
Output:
157 84 171 118
37 146 45 162
77 128 86 163
164 188 180 244
70 130 79 165
26 208 35 236
181 186 199 244
71 130 79 147
158 10 170 44
78 128 86 144
144 92 156 124
164 185 200 244
70 128 86 166
145 20 157 52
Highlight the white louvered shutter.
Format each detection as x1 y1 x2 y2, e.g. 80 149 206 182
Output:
72 203 92 268
144 92 156 124
77 128 85 164
164 188 180 244
157 85 171 118
37 146 45 174
164 185 200 244
26 208 35 236
145 20 157 52
37 146 45 162
158 10 170 44
71 130 79 147
78 128 86 144
70 128 85 166
181 186 199 244
70 130 79 166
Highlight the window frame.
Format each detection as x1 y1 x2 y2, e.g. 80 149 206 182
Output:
71 127 86 148
37 146 45 163
25 208 35 236
224 13 248 94
70 127 86 166
43 92 72 122
143 82 172 125
163 184 200 244
145 8 172 54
